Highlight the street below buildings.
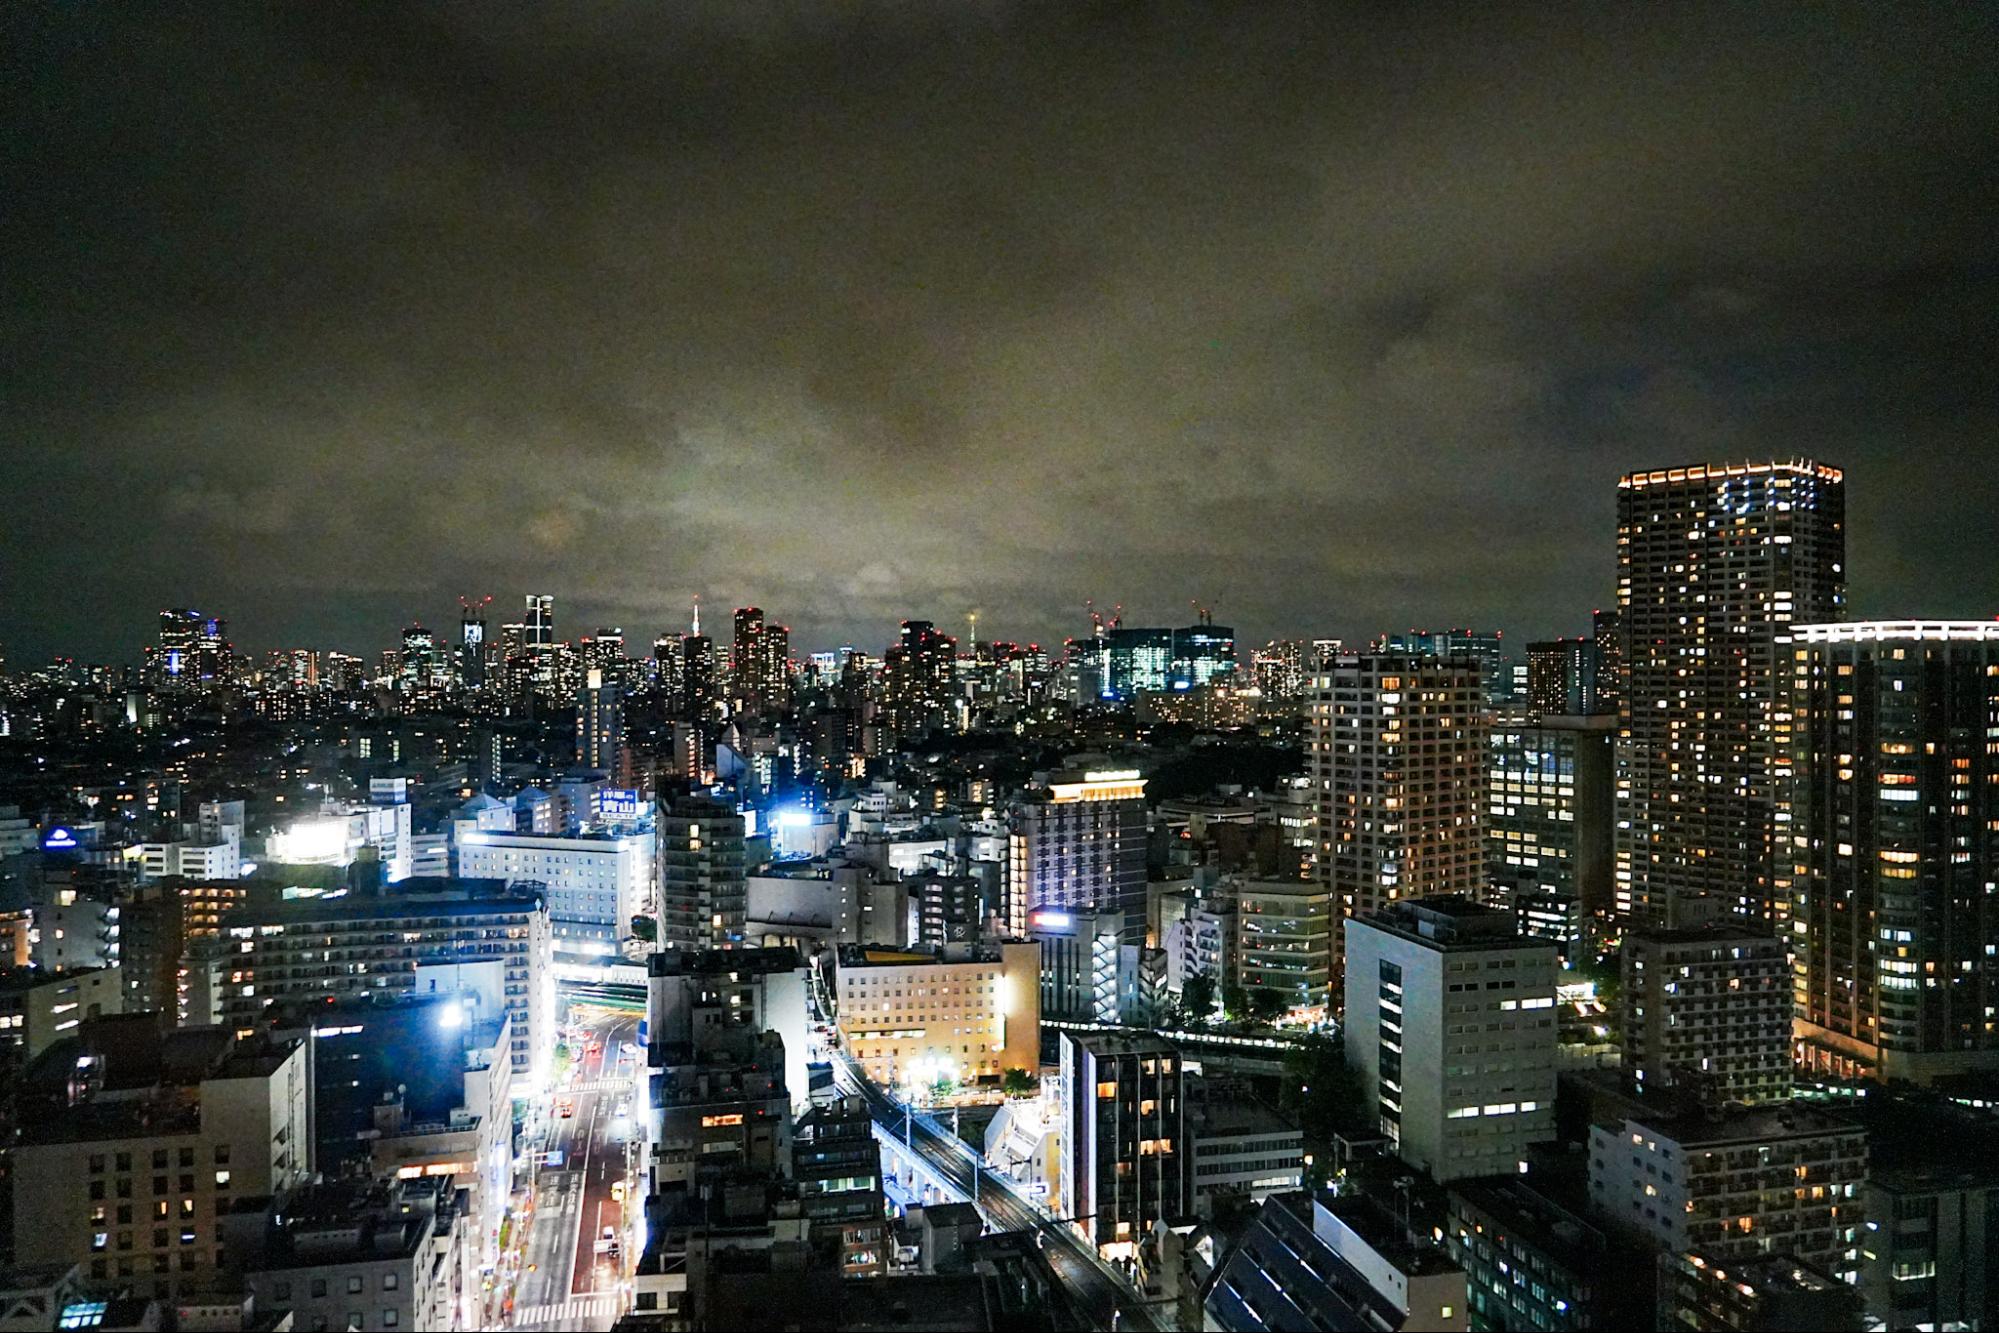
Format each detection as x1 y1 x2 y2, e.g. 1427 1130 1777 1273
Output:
509 1004 642 1332
830 1046 1159 1333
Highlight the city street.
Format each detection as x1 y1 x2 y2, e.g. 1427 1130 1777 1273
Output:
510 1005 642 1332
830 1046 1159 1333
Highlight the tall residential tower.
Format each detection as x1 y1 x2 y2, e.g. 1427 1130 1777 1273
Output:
1615 459 1845 926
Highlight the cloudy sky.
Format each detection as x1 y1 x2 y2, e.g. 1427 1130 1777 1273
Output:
4 3 1995 663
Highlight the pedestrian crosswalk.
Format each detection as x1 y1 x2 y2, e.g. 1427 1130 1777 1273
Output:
562 1077 634 1095
514 1293 623 1329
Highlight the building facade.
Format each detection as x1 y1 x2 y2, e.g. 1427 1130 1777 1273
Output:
1623 925 1792 1106
1786 622 1999 1083
1344 898 1559 1183
1311 656 1486 1005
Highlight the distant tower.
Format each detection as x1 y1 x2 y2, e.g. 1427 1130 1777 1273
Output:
576 668 622 771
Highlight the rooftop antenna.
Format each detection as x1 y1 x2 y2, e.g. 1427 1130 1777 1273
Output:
691 595 701 638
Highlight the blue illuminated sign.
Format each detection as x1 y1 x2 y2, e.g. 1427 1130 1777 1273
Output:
43 827 77 850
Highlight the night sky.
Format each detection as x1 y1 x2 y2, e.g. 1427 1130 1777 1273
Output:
5 4 1996 664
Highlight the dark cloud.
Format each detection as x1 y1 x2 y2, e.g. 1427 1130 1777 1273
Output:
3 3 1996 662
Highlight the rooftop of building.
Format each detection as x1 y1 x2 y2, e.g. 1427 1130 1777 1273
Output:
0 964 115 995
1061 1028 1179 1058
835 942 1012 970
647 945 803 979
1317 1190 1463 1277
1356 895 1550 951
219 881 541 928
1611 1100 1863 1148
1624 923 1788 949
1446 1175 1606 1267
17 1022 300 1145
1194 1098 1300 1140
246 1177 452 1271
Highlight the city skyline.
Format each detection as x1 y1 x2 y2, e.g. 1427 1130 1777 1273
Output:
5 5 1997 663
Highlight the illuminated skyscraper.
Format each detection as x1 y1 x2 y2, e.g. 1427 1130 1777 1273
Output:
1614 458 1845 927
524 593 554 647
1007 769 1149 942
1310 654 1486 1004
730 606 792 716
882 619 955 739
1524 638 1603 716
1591 607 1623 711
1787 622 1999 1084
146 608 230 689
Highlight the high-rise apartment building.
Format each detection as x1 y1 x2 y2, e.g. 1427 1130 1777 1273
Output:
1614 458 1845 926
217 887 551 1080
1310 655 1486 1000
1786 622 1999 1084
658 795 747 950
1344 898 1559 1183
1588 1105 1866 1280
1006 769 1148 942
1525 638 1606 717
1592 607 1624 711
730 606 792 716
576 668 621 771
1623 923 1792 1106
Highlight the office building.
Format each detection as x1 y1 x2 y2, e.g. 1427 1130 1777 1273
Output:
1187 1100 1304 1216
1526 638 1605 717
833 942 1039 1091
144 609 231 691
1787 622 1999 1084
217 887 551 1081
658 795 747 951
1006 768 1148 942
575 668 621 771
457 826 653 962
11 1019 309 1299
729 607 791 716
1591 608 1623 710
1235 878 1335 1019
1486 713 1615 919
1615 458 1846 926
1587 1104 1866 1278
1863 1103 1999 1333
1623 924 1791 1106
1344 898 1558 1183
1311 656 1486 999
1057 1030 1186 1258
